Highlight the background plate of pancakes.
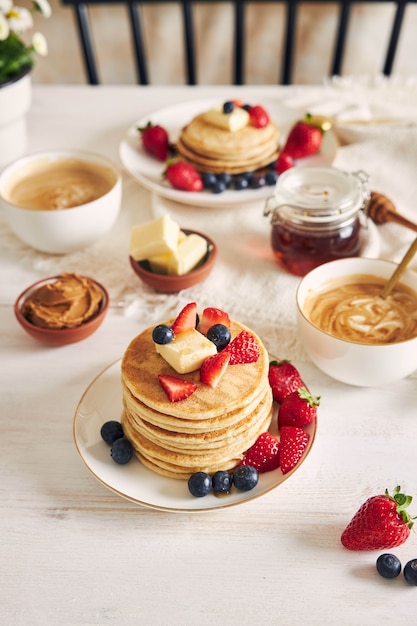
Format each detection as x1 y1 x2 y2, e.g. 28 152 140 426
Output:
119 98 338 209
73 359 317 512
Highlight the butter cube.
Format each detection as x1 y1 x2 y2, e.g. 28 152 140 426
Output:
148 231 187 274
203 106 249 132
167 233 208 275
155 329 217 374
130 215 180 261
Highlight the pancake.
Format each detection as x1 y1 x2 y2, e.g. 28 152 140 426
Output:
121 317 273 479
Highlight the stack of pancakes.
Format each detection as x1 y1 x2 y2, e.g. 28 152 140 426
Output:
121 320 273 479
176 112 280 174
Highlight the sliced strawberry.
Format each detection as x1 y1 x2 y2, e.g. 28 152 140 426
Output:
200 351 230 388
268 360 303 404
165 160 203 192
275 152 294 174
198 307 230 336
158 374 197 402
279 425 310 474
241 432 280 473
248 104 270 128
231 98 245 108
278 387 320 429
171 302 198 336
225 330 260 365
138 122 169 161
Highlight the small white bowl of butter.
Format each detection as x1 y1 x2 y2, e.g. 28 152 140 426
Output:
0 149 122 254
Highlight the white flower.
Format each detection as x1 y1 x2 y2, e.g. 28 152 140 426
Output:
0 0 13 13
34 0 51 19
32 30 47 55
0 13 10 41
7 6 33 33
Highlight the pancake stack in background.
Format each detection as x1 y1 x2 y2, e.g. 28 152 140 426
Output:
175 103 280 174
121 307 273 480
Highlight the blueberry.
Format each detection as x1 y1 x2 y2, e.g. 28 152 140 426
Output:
202 172 217 189
152 324 174 345
404 559 417 585
111 437 133 464
100 420 124 445
233 465 259 491
217 172 233 188
234 175 249 191
376 553 402 579
206 323 231 351
242 103 251 111
212 470 233 494
211 180 227 194
265 170 278 186
188 472 212 497
223 101 235 114
250 174 266 189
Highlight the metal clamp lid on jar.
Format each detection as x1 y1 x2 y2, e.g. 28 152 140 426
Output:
264 166 370 227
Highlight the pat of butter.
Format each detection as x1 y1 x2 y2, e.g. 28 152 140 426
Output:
167 233 208 275
148 231 187 274
155 329 217 374
130 215 180 261
203 106 249 132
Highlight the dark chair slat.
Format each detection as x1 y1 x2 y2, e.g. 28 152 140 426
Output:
332 1 351 76
128 3 149 84
282 0 298 85
74 2 99 84
383 1 407 75
182 1 196 85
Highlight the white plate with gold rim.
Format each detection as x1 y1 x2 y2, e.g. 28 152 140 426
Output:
73 358 317 512
118 98 338 209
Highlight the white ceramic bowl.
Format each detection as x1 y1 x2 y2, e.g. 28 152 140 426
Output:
296 257 417 386
0 149 122 254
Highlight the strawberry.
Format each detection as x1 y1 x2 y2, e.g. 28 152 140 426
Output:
198 307 230 336
171 302 197 336
341 486 415 551
241 432 280 473
231 98 244 108
158 374 197 402
200 351 230 388
281 115 323 160
248 104 270 128
268 359 303 404
165 160 203 192
225 330 260 365
275 152 294 174
278 387 320 429
139 121 169 161
279 425 310 474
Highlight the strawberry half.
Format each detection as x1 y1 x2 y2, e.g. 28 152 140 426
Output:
275 152 294 174
225 330 260 365
198 307 230 336
341 486 415 551
139 121 169 161
200 351 230 388
278 387 320 429
241 432 280 473
268 360 303 404
281 115 323 160
248 104 270 128
279 425 310 474
165 160 203 192
158 374 197 402
171 302 197 336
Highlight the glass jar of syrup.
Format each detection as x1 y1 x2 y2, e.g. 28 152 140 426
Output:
264 166 370 276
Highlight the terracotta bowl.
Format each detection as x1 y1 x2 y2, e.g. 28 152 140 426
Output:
14 275 109 346
129 229 217 292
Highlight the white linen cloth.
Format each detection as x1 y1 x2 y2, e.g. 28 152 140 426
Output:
1 81 417 368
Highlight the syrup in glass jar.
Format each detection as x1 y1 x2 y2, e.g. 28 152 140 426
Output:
264 166 370 276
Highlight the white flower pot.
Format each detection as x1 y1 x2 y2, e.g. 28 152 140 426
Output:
0 72 32 170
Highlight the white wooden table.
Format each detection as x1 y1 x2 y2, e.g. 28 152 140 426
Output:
1 84 417 626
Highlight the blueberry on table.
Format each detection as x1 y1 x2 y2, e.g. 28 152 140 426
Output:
212 470 233 494
152 324 174 345
100 420 124 445
188 472 212 497
206 323 231 351
233 465 259 491
376 553 401 579
404 559 417 585
111 437 133 464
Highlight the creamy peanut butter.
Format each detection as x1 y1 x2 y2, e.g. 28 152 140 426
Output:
4 158 116 211
304 274 417 344
22 273 104 329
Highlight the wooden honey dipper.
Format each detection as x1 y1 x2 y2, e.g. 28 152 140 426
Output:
367 191 417 234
